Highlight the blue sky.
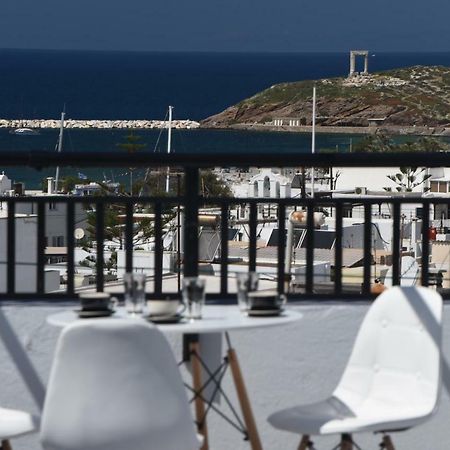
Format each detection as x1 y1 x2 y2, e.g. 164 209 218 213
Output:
1 0 449 52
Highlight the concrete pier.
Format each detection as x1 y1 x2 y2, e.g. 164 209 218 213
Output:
0 118 200 130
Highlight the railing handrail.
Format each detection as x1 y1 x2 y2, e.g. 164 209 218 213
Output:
3 195 449 206
0 150 450 168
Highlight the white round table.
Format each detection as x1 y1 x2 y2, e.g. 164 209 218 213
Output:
47 305 302 450
47 305 303 333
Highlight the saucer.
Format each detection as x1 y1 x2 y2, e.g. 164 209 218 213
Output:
247 308 284 317
147 313 185 324
75 309 115 318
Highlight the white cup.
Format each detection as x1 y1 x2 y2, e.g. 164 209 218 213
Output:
147 299 185 317
79 292 112 311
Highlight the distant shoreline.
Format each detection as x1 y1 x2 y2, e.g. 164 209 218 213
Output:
201 123 450 137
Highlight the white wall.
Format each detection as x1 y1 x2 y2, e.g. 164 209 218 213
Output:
1 302 450 450
0 174 12 194
0 217 61 293
15 202 87 247
116 250 175 278
335 167 425 193
0 216 38 293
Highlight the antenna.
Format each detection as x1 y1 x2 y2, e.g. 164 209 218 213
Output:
165 105 173 194
54 109 66 192
311 85 316 197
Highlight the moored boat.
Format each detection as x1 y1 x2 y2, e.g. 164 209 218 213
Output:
9 127 40 136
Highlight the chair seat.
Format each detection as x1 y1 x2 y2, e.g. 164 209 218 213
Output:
0 407 39 439
268 395 431 435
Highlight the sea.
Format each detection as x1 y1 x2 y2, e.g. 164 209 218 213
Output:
0 50 449 187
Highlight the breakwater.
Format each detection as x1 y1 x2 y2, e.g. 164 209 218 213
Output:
0 119 200 130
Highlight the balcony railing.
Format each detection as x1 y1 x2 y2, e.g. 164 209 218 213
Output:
0 150 449 300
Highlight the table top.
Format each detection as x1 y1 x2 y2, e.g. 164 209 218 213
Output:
47 305 303 334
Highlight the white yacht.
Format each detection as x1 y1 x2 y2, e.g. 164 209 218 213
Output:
10 127 40 136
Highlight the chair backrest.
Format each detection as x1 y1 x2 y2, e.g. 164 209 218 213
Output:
333 286 443 415
41 319 199 450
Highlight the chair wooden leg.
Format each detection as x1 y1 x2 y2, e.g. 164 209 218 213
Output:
227 347 263 450
339 433 353 450
382 435 395 450
298 435 312 450
190 341 209 450
1 440 13 450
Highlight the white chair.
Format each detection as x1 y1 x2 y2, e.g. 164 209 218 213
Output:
40 318 201 450
0 406 38 450
268 286 443 449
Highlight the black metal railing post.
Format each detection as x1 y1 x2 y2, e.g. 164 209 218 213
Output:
362 203 372 294
334 203 343 294
184 167 199 277
96 201 105 292
277 204 286 294
392 202 401 286
305 202 315 294
125 202 134 273
37 202 46 294
7 200 16 295
421 201 430 287
66 200 75 295
249 203 257 272
154 201 163 295
220 204 229 295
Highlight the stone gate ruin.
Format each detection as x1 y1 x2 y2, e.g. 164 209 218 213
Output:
349 50 369 77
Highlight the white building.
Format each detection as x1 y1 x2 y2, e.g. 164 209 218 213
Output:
14 200 87 248
0 213 60 293
73 181 120 196
247 169 292 198
0 172 12 195
335 167 423 193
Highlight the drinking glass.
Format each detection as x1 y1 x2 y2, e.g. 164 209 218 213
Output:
236 272 259 311
124 273 146 315
182 277 206 320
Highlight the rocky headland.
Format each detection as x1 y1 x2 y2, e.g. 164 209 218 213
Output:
201 66 450 136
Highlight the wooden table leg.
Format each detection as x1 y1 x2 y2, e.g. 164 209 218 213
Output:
190 341 209 450
1 440 13 450
298 435 311 450
227 346 263 450
382 435 395 450
339 433 353 450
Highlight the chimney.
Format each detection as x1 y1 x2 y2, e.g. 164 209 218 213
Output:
47 177 54 194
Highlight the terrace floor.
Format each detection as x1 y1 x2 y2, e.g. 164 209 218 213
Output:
1 301 450 449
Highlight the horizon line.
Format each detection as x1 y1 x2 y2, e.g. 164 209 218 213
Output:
0 48 450 55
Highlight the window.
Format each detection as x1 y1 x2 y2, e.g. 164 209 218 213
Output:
430 181 448 193
52 236 64 247
263 177 270 197
343 205 353 218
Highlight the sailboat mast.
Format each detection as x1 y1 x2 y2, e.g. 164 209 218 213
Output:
54 111 66 192
165 105 173 194
311 85 316 197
